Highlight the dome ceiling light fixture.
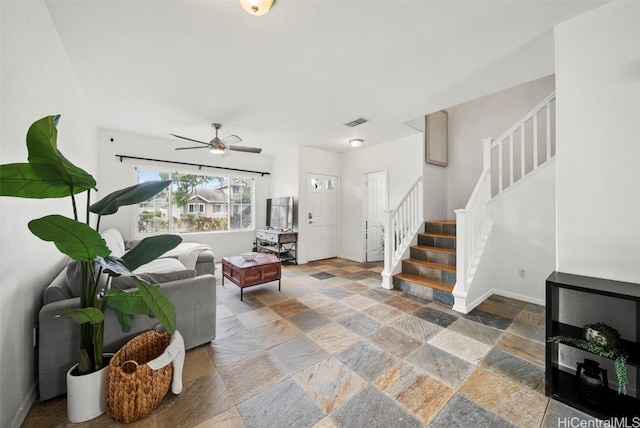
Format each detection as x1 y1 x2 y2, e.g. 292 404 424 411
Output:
349 139 364 148
238 0 274 16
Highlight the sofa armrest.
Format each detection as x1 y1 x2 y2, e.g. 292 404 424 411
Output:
38 274 216 400
156 274 217 349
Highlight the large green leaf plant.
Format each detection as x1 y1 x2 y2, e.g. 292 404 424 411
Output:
0 115 179 375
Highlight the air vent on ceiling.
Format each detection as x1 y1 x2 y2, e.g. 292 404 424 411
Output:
344 117 369 127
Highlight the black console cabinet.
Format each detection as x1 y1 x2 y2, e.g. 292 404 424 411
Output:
545 271 640 419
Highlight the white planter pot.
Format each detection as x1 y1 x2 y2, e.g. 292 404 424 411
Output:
66 363 109 423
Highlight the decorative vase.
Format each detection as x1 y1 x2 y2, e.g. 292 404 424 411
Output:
575 358 609 405
66 359 110 423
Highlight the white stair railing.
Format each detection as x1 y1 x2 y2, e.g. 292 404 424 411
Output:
381 177 423 289
453 92 555 312
492 92 556 197
453 139 493 302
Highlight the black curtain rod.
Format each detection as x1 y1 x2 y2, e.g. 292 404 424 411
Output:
115 154 270 176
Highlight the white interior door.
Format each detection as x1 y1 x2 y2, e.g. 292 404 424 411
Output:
307 173 338 261
365 171 387 262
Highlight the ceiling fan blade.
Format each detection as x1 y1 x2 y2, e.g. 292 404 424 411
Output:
175 146 209 150
170 134 209 145
221 135 242 146
228 145 262 154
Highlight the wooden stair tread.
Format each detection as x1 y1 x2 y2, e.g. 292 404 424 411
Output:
403 258 455 272
394 273 454 293
412 245 456 255
426 220 456 225
419 232 456 239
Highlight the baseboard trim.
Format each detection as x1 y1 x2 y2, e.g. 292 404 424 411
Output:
9 382 37 428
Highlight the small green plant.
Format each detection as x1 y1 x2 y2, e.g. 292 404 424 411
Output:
584 322 621 348
548 322 628 395
0 115 179 375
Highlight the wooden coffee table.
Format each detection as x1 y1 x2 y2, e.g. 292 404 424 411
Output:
221 254 282 301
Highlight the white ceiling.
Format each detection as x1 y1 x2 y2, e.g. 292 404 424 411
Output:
45 0 605 156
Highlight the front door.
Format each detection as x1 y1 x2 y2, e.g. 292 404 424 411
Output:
365 171 387 262
307 173 338 261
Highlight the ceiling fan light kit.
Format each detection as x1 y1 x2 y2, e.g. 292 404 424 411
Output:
208 144 225 155
238 0 273 16
349 138 364 148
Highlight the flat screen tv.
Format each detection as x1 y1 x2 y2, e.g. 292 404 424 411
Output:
266 197 294 231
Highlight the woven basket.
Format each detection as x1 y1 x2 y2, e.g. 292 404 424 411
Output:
106 330 173 423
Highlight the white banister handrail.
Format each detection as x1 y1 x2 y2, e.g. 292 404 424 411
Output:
454 139 492 294
454 91 555 312
491 92 555 196
381 176 423 289
490 91 556 150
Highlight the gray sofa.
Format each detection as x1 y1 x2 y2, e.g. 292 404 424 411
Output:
38 229 217 400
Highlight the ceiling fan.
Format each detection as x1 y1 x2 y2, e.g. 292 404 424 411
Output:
171 123 262 155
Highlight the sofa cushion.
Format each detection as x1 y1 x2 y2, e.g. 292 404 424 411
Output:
44 269 74 304
65 260 85 299
65 258 196 297
101 228 126 257
111 258 197 290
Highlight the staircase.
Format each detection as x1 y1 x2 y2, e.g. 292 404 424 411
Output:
392 220 456 305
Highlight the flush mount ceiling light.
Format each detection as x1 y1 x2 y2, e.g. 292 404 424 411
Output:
349 139 364 148
238 0 274 16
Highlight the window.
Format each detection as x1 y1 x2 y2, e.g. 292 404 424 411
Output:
136 169 254 234
188 203 205 213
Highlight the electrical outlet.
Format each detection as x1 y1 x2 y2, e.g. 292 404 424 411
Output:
518 269 526 278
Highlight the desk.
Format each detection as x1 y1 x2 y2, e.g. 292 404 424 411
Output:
222 254 281 301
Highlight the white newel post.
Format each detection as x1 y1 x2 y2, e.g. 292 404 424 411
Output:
381 208 394 289
454 208 467 293
482 138 492 170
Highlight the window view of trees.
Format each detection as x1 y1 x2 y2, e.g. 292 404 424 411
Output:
137 169 253 234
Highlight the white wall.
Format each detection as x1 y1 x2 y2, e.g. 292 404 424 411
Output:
553 1 640 395
340 135 423 262
270 146 300 229
96 128 273 259
445 75 556 215
556 1 640 283
423 162 447 222
0 2 98 426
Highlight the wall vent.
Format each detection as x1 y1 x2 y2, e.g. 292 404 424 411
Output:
344 117 369 127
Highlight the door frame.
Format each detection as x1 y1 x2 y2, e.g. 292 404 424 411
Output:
305 172 340 262
362 169 388 262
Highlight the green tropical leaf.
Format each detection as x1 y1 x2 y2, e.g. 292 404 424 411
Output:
0 163 73 198
114 310 134 333
134 278 176 334
121 234 182 271
26 115 96 190
104 289 148 315
28 215 110 261
89 180 173 216
62 307 104 325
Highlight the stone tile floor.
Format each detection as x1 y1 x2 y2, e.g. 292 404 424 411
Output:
23 258 598 427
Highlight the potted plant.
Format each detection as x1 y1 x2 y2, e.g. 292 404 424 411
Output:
548 322 628 395
0 115 180 422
